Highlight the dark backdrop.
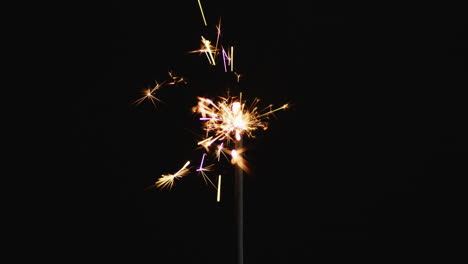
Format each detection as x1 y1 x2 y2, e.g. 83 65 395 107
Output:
69 1 466 263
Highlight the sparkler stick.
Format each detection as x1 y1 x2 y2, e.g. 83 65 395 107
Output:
234 139 244 264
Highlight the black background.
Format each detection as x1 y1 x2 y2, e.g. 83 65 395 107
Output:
69 1 466 263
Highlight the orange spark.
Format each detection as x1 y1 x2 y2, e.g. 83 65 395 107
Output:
131 80 166 107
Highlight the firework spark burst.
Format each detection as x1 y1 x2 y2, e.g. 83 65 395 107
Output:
193 92 288 152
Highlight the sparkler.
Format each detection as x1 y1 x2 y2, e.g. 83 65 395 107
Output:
192 93 288 264
192 90 287 264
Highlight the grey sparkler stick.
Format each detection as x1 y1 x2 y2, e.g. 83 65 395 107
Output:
234 138 244 264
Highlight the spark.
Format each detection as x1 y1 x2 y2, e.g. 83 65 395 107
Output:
202 36 217 65
222 48 230 72
230 46 234 72
234 72 242 83
216 142 227 162
155 161 191 190
214 18 222 58
189 36 219 65
131 80 165 107
197 136 217 152
196 153 217 189
197 0 207 26
167 71 187 86
257 103 289 119
217 175 222 202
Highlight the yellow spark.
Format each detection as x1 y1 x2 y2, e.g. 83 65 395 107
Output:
197 136 218 152
217 175 222 202
230 46 234 72
257 103 289 119
155 161 191 190
234 72 242 83
202 36 216 65
197 0 208 26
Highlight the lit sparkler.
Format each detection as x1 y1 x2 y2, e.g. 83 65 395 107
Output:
135 3 290 263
